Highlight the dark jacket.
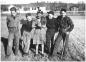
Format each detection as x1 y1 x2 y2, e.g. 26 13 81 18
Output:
40 16 46 27
56 15 74 33
21 20 33 32
46 16 56 29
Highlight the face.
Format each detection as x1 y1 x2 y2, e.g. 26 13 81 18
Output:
38 13 42 18
11 11 17 17
48 14 53 19
54 13 57 18
60 11 66 17
26 16 32 21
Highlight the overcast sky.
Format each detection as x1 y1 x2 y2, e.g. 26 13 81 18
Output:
0 0 85 4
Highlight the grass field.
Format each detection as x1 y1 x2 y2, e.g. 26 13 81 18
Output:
1 15 85 61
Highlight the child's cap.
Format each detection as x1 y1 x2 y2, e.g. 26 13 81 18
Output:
37 10 43 15
26 13 31 17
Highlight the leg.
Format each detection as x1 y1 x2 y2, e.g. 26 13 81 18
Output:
25 39 30 53
42 44 44 54
22 31 26 48
24 33 31 53
14 31 20 55
63 34 69 56
6 32 14 56
22 31 27 53
46 30 51 54
51 35 55 55
36 44 39 54
52 33 62 56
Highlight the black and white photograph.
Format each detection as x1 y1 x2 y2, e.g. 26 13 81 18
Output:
0 0 86 61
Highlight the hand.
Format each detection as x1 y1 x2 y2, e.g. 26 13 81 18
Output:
66 32 70 35
62 29 66 33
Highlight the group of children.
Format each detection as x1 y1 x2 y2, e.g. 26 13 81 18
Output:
6 6 74 60
21 10 47 56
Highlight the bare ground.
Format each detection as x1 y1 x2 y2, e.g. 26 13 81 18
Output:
1 15 85 61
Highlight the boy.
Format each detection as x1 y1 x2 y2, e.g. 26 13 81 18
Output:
6 7 21 57
46 11 56 56
52 8 74 59
21 13 34 56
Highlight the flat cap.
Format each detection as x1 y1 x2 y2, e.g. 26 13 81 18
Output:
10 7 17 11
47 11 54 15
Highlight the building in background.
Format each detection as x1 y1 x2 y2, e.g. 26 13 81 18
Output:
1 2 85 15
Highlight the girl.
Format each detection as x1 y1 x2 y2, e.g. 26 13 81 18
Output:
33 11 46 56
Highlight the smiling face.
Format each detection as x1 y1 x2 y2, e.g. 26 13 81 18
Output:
60 11 66 17
48 14 54 19
11 10 17 17
26 16 32 21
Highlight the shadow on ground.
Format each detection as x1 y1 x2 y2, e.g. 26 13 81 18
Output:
1 37 8 55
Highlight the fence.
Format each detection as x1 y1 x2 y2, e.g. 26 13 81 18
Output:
1 11 85 16
54 11 85 16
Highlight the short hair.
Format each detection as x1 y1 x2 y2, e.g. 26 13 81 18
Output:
60 8 66 12
26 13 31 17
10 7 17 12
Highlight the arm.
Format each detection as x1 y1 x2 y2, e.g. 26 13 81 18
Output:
66 17 74 32
35 21 41 29
20 19 27 24
46 16 49 28
18 16 26 38
55 17 60 32
41 24 46 28
6 16 10 29
38 20 41 27
32 21 36 28
46 19 50 28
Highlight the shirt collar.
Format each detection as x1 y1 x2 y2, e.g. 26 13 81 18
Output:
11 13 19 19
